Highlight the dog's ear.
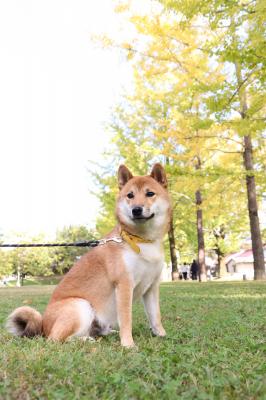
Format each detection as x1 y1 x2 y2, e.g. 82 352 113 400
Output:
118 165 133 190
150 163 167 188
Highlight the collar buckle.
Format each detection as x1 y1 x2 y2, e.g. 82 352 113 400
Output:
98 237 123 246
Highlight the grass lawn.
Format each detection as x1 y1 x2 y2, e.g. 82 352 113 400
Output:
0 281 265 400
5 276 62 287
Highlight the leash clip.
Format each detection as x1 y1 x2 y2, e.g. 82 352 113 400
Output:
98 237 123 245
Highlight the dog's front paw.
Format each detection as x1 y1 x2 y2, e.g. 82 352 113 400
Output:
121 337 136 348
151 326 166 337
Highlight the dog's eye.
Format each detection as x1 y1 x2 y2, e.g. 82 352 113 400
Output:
146 191 155 197
127 192 134 199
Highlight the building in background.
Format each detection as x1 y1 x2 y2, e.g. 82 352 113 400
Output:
225 245 266 280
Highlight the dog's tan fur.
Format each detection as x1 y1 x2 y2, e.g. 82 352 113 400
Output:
6 164 171 347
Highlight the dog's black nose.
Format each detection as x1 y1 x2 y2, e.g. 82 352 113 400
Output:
132 206 143 217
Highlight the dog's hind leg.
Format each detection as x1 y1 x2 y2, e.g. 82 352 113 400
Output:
45 298 95 342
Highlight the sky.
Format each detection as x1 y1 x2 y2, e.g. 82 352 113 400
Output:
0 0 132 238
0 0 265 244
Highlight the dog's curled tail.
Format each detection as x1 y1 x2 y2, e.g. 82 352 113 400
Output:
6 306 43 337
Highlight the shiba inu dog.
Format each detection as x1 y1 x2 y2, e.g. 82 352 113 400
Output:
7 164 171 347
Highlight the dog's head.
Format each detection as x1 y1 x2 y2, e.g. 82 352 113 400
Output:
116 164 171 238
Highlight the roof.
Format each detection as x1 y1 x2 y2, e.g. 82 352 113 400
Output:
225 245 266 265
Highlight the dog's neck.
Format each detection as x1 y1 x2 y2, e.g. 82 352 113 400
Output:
120 229 153 254
117 222 166 243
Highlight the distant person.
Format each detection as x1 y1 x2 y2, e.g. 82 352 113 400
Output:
191 259 199 280
178 266 183 280
180 263 189 280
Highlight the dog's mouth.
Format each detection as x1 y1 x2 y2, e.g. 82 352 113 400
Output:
132 213 155 222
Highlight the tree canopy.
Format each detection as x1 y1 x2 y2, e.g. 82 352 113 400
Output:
94 0 265 279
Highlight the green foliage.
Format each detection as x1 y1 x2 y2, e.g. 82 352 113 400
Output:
91 116 161 235
0 234 54 279
0 250 13 280
93 0 265 263
52 225 96 274
91 163 118 236
0 226 96 279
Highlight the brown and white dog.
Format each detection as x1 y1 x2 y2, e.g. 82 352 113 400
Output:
7 164 171 347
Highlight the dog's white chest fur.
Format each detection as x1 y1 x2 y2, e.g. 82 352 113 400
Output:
122 241 164 300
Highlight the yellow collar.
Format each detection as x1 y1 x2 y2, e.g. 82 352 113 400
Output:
120 229 153 254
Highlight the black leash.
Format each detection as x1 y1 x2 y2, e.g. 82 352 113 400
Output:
0 240 100 248
0 237 123 249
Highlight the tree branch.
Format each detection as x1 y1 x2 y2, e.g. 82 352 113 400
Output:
227 66 258 107
184 134 243 145
208 149 242 154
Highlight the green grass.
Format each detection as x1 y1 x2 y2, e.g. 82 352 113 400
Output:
0 282 265 400
6 275 62 287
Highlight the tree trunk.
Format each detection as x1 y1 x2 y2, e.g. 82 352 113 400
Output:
168 217 178 280
196 189 207 282
165 156 179 281
234 61 265 280
16 265 22 287
194 154 207 282
216 253 223 279
243 135 265 279
220 257 227 277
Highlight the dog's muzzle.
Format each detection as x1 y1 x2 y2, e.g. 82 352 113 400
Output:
131 207 155 221
132 206 143 217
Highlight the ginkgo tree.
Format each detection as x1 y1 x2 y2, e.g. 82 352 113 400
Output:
95 0 264 280
93 77 248 282
157 0 266 278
